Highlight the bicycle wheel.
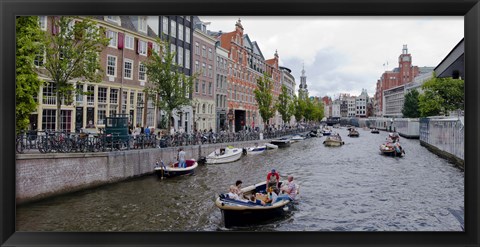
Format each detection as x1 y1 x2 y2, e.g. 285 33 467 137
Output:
16 138 25 154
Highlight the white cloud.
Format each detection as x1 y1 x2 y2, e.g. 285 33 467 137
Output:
200 16 463 98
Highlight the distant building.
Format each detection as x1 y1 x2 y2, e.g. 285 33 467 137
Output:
279 66 296 126
356 89 369 117
298 64 309 100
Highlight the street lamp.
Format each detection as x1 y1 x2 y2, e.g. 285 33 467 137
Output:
137 97 144 127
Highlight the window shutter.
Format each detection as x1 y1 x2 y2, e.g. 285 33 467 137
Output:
118 33 124 49
135 38 139 54
147 42 153 57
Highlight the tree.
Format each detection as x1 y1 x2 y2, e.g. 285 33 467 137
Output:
276 85 293 125
402 89 420 118
16 16 44 133
144 39 195 130
418 76 464 117
303 97 315 121
312 100 324 121
42 16 109 131
254 73 276 129
292 95 306 123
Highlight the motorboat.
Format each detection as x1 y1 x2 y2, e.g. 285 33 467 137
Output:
205 146 243 164
215 181 297 228
380 142 405 157
348 129 360 137
290 135 305 142
245 144 267 154
371 128 380 134
154 159 198 178
309 129 322 137
321 128 332 136
265 143 278 149
270 138 291 148
323 135 344 146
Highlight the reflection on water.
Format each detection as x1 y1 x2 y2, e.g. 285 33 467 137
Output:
16 128 464 231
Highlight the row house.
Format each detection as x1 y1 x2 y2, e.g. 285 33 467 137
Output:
158 15 194 133
213 19 282 132
279 66 296 126
355 89 369 117
192 21 217 132
33 16 159 132
215 44 230 131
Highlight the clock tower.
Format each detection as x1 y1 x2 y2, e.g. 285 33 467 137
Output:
298 63 308 100
398 44 412 85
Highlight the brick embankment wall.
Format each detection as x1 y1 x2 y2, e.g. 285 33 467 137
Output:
16 140 264 204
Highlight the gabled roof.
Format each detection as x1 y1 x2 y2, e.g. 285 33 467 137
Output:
91 16 157 39
252 41 265 60
243 34 253 50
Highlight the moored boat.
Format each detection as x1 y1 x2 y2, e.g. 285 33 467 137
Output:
205 146 243 164
154 159 198 178
265 143 278 149
245 144 267 154
270 138 291 148
215 181 296 228
323 134 344 146
291 135 305 142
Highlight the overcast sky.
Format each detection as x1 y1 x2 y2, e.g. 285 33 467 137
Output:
198 16 463 99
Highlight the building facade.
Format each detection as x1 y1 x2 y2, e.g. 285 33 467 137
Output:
192 22 217 132
279 66 296 126
214 44 230 131
355 89 369 117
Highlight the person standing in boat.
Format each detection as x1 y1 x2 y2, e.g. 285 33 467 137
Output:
177 148 186 168
266 169 280 193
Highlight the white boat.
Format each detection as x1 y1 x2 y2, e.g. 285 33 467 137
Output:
270 138 291 148
154 159 198 178
245 144 267 154
205 146 243 164
265 143 278 149
323 135 344 146
291 135 305 142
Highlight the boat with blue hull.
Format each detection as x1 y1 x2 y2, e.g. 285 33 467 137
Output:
215 181 296 228
154 159 198 178
245 144 267 154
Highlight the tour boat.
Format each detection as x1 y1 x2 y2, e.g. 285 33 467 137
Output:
245 144 267 154
270 138 291 148
323 135 344 146
205 146 243 164
215 181 296 228
380 142 405 157
348 129 360 137
265 143 278 149
154 159 198 178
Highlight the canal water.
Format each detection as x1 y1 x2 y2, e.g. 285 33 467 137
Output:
16 127 464 231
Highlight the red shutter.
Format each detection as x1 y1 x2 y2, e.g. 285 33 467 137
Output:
135 38 139 54
147 42 153 57
118 33 124 49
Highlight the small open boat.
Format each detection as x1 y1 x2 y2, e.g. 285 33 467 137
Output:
380 142 405 157
215 181 296 228
348 129 360 137
323 135 344 146
371 128 380 134
154 159 198 178
291 135 305 142
265 143 278 149
205 146 243 164
270 138 291 148
245 144 267 154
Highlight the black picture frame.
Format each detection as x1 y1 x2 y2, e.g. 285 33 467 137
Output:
1 0 478 246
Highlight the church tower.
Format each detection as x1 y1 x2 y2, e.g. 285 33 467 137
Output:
298 63 309 100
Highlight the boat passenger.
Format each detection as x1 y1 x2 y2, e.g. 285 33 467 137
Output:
248 194 266 206
178 148 186 168
277 175 298 202
233 180 244 198
266 169 280 194
227 185 248 202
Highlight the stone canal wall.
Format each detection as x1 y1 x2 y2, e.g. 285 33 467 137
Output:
419 117 464 169
16 140 262 204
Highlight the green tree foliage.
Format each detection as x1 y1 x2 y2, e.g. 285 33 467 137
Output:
402 89 420 118
303 97 315 121
276 85 293 125
418 76 464 117
16 16 44 133
292 95 306 123
312 100 324 121
42 16 109 131
254 73 276 129
144 39 196 129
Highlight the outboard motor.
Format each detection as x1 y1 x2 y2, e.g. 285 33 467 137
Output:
198 156 207 164
242 148 247 155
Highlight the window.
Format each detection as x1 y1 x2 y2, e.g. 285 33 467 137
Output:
138 17 147 33
139 63 146 81
124 59 133 79
97 109 106 125
76 84 84 103
42 109 56 131
125 35 134 50
202 45 206 57
130 91 135 107
186 16 191 21
38 16 47 31
98 87 107 103
202 63 206 76
195 42 200 55
209 82 212 95
138 40 147 56
34 45 45 67
185 27 190 43
86 85 94 105
195 61 199 72
178 24 184 41
162 17 168 34
208 65 212 78
170 20 176 38
110 88 118 104
195 80 199 93
185 49 190 69
106 55 116 77
152 43 160 54
106 16 120 24
178 46 183 67
202 81 206 94
171 45 176 63
107 30 117 47
208 48 212 60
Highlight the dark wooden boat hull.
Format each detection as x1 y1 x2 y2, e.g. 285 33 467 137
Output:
270 140 291 148
220 203 292 228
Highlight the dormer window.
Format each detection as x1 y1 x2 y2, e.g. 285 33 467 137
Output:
105 16 120 25
138 16 147 33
